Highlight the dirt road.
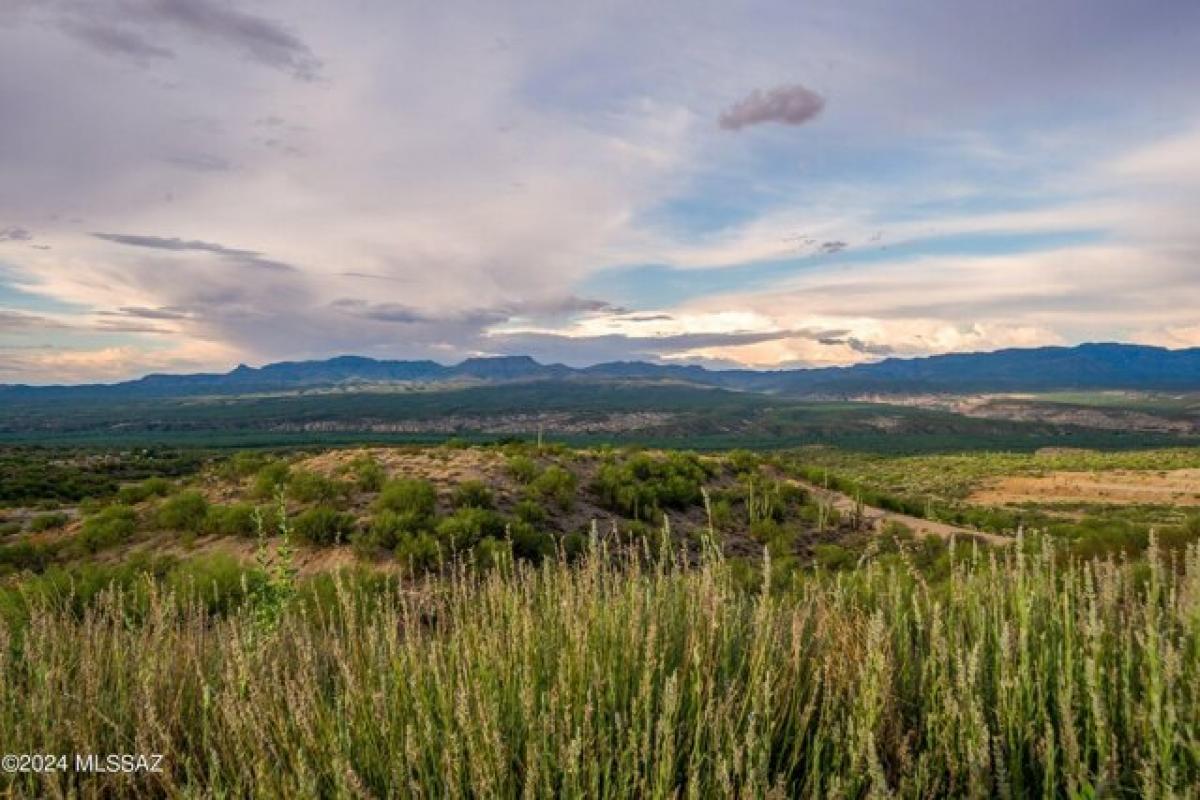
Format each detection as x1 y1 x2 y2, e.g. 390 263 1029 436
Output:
787 478 1011 546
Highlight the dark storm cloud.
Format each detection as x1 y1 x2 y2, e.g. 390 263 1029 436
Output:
92 233 299 272
718 84 825 131
0 226 32 242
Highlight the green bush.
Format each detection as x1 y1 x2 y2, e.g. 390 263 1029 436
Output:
436 507 505 552
79 505 138 553
394 532 440 573
204 504 259 537
354 509 432 553
216 452 270 481
513 499 548 526
506 455 540 484
509 520 554 563
375 479 438 520
349 455 386 492
292 507 357 546
166 554 261 616
0 521 21 537
594 452 709 521
29 512 70 532
452 480 494 510
472 538 510 570
253 462 292 498
116 477 173 505
813 543 855 571
0 540 54 572
156 491 210 532
288 470 349 506
529 466 577 511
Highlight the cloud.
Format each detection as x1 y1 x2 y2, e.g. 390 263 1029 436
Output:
91 233 299 272
21 0 320 79
55 18 174 62
139 0 321 80
165 153 231 172
330 299 429 324
0 226 32 242
818 336 894 356
102 305 192 320
0 310 61 331
718 84 825 131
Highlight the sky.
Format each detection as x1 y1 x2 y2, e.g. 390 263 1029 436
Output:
2 0 1200 383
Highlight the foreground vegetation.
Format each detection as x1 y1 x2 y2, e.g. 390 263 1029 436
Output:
1 530 1197 798
4 442 1200 796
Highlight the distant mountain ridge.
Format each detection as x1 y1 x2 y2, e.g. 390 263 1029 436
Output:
5 343 1200 400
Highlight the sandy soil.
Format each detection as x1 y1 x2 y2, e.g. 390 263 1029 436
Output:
969 469 1200 506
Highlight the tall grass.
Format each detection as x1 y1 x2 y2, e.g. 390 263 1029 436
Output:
2 535 1198 798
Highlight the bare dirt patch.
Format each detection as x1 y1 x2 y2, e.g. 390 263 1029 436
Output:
297 447 509 490
970 469 1200 506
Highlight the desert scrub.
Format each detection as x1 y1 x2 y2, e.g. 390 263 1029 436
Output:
529 465 578 510
1 537 1198 798
452 479 495 510
291 506 357 545
28 511 69 532
77 504 138 553
155 490 210 532
594 451 710 521
375 478 438 519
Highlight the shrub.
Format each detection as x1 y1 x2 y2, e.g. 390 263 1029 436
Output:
513 499 548 526
452 480 494 510
156 491 210 532
292 507 357 546
813 543 855 571
166 554 260 616
472 538 510 570
594 452 709 521
0 521 22 537
394 532 440 573
0 541 52 572
506 455 540 484
435 508 505 552
349 455 386 492
116 477 173 505
354 509 432 553
79 504 138 553
727 449 761 474
375 479 438 520
509 520 554 563
709 498 734 531
529 466 577 511
253 462 292 498
288 470 349 506
216 452 270 481
205 504 259 537
29 512 69 532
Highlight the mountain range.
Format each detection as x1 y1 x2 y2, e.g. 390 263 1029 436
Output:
5 343 1200 400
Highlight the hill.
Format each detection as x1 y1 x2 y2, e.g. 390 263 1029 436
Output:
5 343 1200 400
